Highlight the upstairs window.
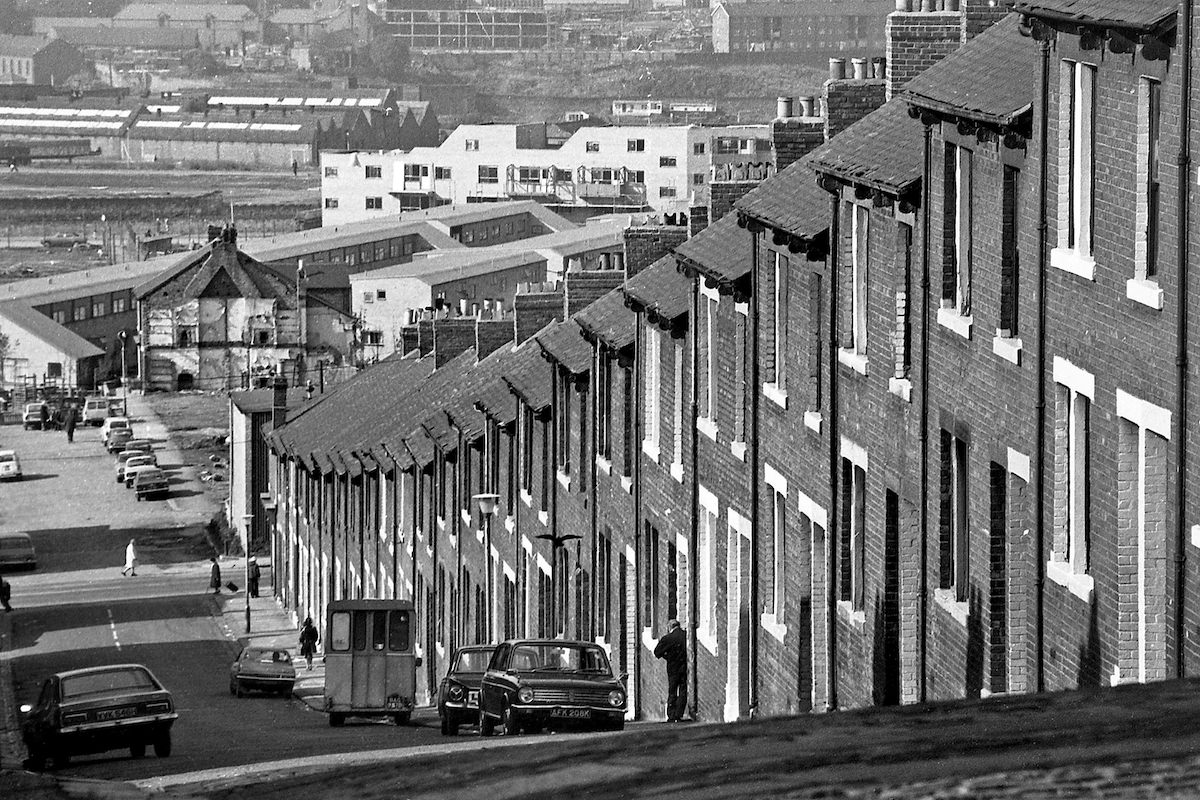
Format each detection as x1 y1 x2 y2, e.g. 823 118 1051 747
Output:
586 141 600 152
478 166 499 184
1054 60 1096 273
365 197 383 209
1136 77 1162 283
627 139 645 152
365 165 383 179
324 166 338 178
434 166 452 180
465 139 480 151
943 143 973 317
659 156 677 167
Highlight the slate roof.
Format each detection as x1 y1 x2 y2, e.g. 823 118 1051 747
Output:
0 35 54 58
502 339 553 411
1014 0 1178 31
230 387 309 415
133 241 297 307
535 318 592 375
805 99 924 195
52 25 200 48
673 212 754 283
445 343 522 440
905 15 1037 125
0 301 103 359
735 159 832 239
386 348 479 461
574 287 635 350
622 255 690 325
115 4 258 23
475 348 522 425
717 0 893 18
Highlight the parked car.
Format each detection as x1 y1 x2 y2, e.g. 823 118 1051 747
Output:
229 646 296 697
22 403 45 430
20 664 176 769
133 467 170 501
0 532 36 571
123 439 153 456
478 639 626 736
0 449 21 481
117 454 157 484
106 428 134 453
100 416 131 442
438 645 496 735
124 459 158 488
82 397 109 426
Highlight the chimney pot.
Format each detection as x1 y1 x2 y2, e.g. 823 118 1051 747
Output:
775 96 794 120
851 57 869 80
829 57 846 81
799 96 815 117
873 57 887 79
894 0 909 10
459 298 469 316
494 298 504 318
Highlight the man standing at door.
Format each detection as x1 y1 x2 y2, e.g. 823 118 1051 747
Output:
654 619 688 722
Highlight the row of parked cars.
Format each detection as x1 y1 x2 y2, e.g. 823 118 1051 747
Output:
104 417 170 501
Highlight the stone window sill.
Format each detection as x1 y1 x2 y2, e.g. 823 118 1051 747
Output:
888 377 912 402
1126 277 1164 310
837 348 868 376
1050 247 1096 281
730 441 747 462
992 335 1023 365
760 611 787 643
642 439 661 463
804 411 822 433
937 306 973 340
670 461 684 483
556 469 571 490
763 382 788 410
836 600 865 630
620 475 633 494
697 416 719 442
1046 558 1094 603
537 509 549 527
697 628 718 656
934 588 970 626
504 515 515 533
596 455 612 475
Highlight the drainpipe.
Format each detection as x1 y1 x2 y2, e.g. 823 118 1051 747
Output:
748 229 762 717
549 371 561 635
825 189 841 711
589 360 599 646
688 283 701 719
918 120 933 703
631 332 645 719
1034 36 1050 693
1175 0 1194 679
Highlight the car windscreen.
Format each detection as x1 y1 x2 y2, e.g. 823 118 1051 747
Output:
509 644 612 674
0 537 31 550
62 668 158 700
0 453 14 463
455 649 493 672
247 649 291 664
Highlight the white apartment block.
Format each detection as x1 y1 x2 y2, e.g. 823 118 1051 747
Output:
320 122 773 225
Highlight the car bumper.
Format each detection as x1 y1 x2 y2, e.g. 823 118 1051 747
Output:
439 701 479 723
0 469 20 480
59 712 178 735
236 675 294 687
511 704 625 725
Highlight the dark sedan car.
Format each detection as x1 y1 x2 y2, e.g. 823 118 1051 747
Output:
437 644 496 735
21 664 176 769
229 646 296 697
478 639 626 736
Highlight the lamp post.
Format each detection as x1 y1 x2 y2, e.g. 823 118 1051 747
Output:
117 330 128 416
473 493 499 642
536 532 582 637
242 513 254 633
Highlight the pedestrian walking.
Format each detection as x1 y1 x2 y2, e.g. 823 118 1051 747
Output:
0 575 12 612
209 557 222 594
653 619 688 722
121 538 138 576
248 556 261 598
39 402 48 430
299 616 320 670
291 159 298 176
65 408 77 443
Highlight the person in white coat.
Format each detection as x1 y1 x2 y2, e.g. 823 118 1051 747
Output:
121 538 138 577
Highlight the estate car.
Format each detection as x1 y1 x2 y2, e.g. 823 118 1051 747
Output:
478 639 626 736
437 645 495 735
0 532 36 571
134 468 170 501
229 646 296 697
20 664 176 769
0 449 21 481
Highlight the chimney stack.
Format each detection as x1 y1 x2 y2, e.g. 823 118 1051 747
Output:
271 377 289 432
885 4 966 100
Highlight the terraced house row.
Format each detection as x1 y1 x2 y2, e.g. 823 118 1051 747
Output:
255 0 1200 720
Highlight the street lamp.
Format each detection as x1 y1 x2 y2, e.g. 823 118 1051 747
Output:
242 513 254 633
117 330 128 416
536 531 582 637
473 493 499 642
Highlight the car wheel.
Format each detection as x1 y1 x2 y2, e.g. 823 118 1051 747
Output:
52 750 71 769
440 716 458 736
610 719 625 732
153 732 171 758
25 751 46 771
393 711 411 726
130 742 146 759
501 703 520 736
329 713 345 727
229 679 237 696
136 494 142 502
478 708 495 737
234 679 244 698
282 682 294 697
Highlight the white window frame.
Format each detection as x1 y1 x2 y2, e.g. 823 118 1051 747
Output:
839 203 870 375
939 143 974 338
1051 59 1097 280
697 283 719 440
1048 356 1095 602
697 485 718 653
642 326 662 461
1130 76 1164 309
670 340 684 482
764 250 788 407
762 464 788 642
839 437 868 621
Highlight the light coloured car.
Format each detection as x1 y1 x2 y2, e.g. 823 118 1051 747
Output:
82 397 109 426
229 647 295 697
0 449 21 481
106 428 134 453
100 417 131 443
134 467 170 501
117 453 157 483
0 532 36 571
124 459 158 488
22 403 45 430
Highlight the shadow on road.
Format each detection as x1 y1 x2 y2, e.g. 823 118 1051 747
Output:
21 524 212 574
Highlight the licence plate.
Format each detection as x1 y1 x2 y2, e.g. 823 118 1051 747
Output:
94 707 137 722
550 708 591 719
386 697 402 709
467 690 479 707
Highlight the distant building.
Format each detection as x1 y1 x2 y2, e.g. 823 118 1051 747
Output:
0 35 87 86
320 122 775 223
112 3 262 53
0 300 104 390
380 3 548 51
710 0 892 54
265 2 382 47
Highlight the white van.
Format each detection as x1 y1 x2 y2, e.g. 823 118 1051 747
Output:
83 397 109 426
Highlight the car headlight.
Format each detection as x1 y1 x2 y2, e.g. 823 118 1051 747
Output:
517 687 535 704
447 684 465 701
608 690 625 708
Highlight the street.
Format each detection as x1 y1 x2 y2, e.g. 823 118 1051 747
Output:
0 403 446 782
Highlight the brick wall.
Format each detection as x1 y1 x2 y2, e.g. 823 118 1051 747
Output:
689 204 709 236
963 0 1012 41
513 285 565 344
565 270 624 316
711 181 761 224
885 10 964 101
399 325 419 355
432 317 477 367
824 78 887 142
475 318 513 360
625 225 689 277
773 118 826 171
416 318 435 356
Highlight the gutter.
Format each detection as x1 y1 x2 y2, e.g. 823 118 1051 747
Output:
747 229 761 717
632 332 645 719
1175 0 1193 679
918 120 932 703
688 270 701 720
825 188 841 712
1034 36 1050 693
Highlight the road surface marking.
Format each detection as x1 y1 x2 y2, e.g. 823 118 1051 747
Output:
107 607 122 651
168 498 181 511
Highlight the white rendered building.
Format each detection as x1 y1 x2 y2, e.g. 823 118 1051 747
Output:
320 122 773 225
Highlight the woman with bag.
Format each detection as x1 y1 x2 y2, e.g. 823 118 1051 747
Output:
299 617 320 670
